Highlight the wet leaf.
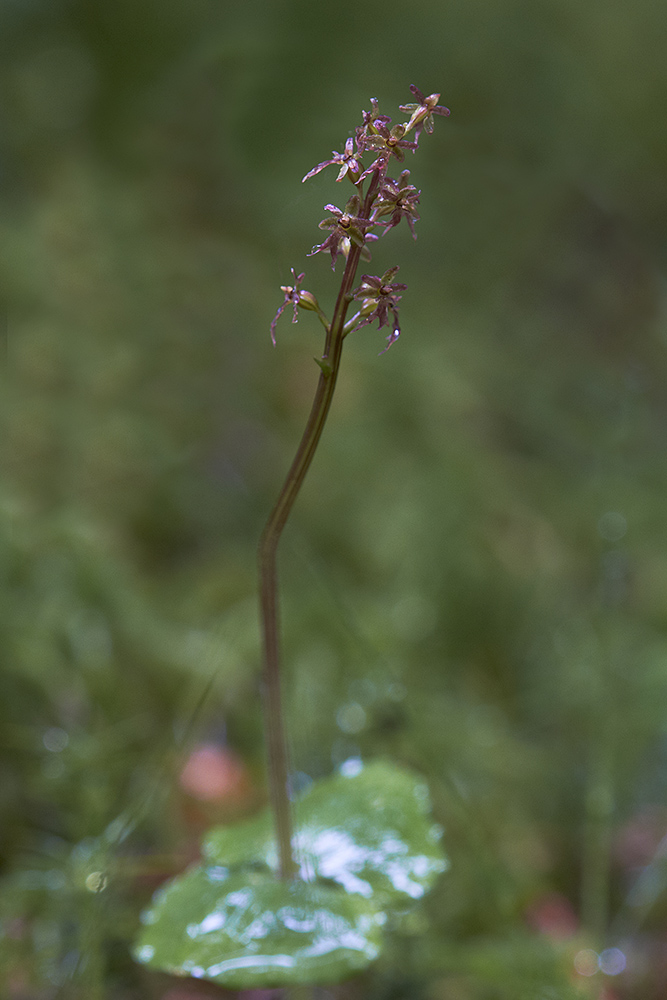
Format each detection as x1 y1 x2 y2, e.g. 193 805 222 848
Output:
204 760 448 904
134 761 447 987
134 867 383 987
203 808 274 870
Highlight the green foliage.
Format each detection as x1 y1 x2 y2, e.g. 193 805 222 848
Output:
205 761 447 901
135 762 447 986
2 0 667 997
135 869 384 988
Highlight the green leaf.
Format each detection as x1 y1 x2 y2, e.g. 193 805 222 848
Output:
134 761 447 988
134 867 383 988
204 760 448 905
203 808 274 870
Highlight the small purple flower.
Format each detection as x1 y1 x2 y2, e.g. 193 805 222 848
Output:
302 137 363 184
360 98 392 130
308 196 377 270
399 85 450 142
373 170 421 238
357 122 418 181
352 266 407 352
269 268 304 345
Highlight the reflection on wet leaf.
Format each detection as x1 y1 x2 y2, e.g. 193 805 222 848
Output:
134 868 383 987
204 760 448 904
135 761 447 987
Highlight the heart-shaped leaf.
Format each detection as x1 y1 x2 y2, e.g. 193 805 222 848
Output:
134 760 447 988
134 867 383 987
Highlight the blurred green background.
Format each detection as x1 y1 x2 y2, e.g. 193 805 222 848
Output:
2 0 667 997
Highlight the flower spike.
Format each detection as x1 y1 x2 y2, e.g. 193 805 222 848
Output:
269 88 448 347
259 90 448 890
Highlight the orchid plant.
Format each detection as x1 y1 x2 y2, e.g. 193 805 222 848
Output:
261 84 450 878
134 86 450 993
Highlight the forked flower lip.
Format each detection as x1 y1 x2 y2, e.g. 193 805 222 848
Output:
269 268 306 345
302 137 363 184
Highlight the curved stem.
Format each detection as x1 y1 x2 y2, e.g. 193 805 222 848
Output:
258 173 380 879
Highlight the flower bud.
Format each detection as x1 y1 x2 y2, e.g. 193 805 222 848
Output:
297 290 320 312
358 298 377 317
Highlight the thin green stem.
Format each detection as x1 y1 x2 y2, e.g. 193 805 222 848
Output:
258 172 380 879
